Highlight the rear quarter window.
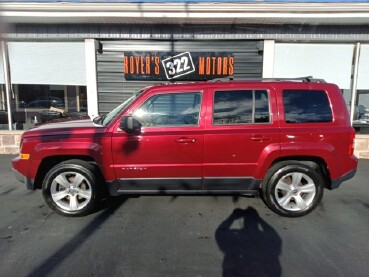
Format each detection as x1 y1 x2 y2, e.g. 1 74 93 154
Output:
283 90 333 123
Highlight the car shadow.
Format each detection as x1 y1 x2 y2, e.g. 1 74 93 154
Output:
215 207 282 277
360 201 369 210
28 197 126 277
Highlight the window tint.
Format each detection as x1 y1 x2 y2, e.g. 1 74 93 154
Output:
283 90 333 123
254 90 270 123
213 90 270 125
133 92 201 127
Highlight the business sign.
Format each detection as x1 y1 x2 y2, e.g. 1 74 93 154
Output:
123 51 234 81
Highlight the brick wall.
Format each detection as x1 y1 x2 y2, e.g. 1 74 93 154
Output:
0 131 23 155
354 135 369 159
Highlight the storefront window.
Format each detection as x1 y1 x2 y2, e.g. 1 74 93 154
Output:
0 49 8 129
353 90 369 134
0 41 88 130
0 84 8 130
10 84 87 130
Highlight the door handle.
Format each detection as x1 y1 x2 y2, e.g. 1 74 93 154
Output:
250 135 271 142
175 137 197 144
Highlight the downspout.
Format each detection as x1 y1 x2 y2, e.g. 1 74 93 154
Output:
350 42 360 125
1 41 13 130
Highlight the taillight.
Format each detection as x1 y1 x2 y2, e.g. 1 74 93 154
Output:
349 129 355 156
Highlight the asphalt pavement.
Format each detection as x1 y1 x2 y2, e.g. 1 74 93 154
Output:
0 154 368 277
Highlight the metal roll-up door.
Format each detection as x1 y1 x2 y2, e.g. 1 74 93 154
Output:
97 51 124 113
0 53 4 84
97 40 263 113
274 43 353 89
8 42 86 86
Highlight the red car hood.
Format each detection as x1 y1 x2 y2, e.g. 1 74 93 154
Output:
23 117 105 138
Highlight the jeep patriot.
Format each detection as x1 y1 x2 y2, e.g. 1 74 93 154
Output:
12 79 358 217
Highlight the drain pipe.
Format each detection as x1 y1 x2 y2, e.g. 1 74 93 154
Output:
1 41 13 130
350 42 361 125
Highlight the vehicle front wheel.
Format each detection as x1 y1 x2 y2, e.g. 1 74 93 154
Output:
42 160 100 216
261 162 324 217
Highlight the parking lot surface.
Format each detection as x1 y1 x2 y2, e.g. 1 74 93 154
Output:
0 155 368 277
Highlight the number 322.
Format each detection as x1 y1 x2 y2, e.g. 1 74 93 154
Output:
165 57 191 75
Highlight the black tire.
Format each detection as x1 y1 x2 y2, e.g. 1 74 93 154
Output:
42 159 100 217
261 161 324 217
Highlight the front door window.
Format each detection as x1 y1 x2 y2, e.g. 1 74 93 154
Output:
133 92 202 127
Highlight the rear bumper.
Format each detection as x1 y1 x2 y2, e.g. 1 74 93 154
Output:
328 154 358 190
329 169 357 190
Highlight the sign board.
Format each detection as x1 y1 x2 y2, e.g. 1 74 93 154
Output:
123 51 234 81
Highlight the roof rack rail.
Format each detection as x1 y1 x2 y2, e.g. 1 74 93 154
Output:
209 76 326 83
209 76 234 82
261 76 326 83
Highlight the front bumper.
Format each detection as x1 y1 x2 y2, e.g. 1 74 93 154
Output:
13 168 35 190
12 157 36 190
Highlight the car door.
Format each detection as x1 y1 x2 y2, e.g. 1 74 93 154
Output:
111 89 205 192
203 85 280 191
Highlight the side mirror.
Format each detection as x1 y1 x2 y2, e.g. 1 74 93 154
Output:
120 116 141 133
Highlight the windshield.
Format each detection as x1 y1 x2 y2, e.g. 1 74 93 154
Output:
95 90 144 126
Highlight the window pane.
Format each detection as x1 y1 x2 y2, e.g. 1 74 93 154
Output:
213 90 270 125
133 92 201 127
11 84 87 130
283 90 333 123
255 90 270 123
0 85 8 130
353 92 369 133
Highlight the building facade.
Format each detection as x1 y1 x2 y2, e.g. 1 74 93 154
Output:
1 0 369 156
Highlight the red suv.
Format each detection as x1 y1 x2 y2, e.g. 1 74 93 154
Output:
12 79 358 217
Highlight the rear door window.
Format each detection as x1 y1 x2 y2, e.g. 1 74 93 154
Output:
283 90 333 123
213 90 270 125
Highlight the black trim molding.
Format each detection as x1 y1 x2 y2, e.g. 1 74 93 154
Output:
107 177 261 196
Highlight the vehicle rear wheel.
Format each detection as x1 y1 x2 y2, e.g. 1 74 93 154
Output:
261 161 324 217
42 160 100 216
